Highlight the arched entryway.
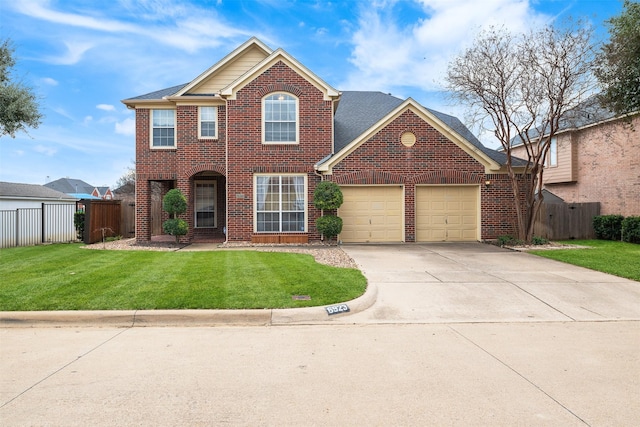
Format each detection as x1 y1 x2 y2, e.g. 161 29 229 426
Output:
190 171 226 243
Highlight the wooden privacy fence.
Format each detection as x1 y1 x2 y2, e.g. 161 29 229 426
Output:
533 202 600 240
84 200 121 244
0 204 77 248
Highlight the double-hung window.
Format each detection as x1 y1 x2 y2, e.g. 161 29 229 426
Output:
263 93 298 143
199 106 217 138
255 175 306 232
194 181 216 228
151 109 175 147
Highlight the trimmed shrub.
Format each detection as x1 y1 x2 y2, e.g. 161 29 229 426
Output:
313 181 343 210
163 188 187 216
593 215 624 240
621 216 640 244
316 215 343 241
163 218 188 238
162 189 188 242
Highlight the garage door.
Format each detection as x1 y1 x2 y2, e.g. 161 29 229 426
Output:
339 186 403 243
416 186 479 242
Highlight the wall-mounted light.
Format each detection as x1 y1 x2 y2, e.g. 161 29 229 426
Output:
485 180 491 187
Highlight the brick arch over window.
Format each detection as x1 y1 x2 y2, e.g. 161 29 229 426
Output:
412 171 483 185
257 84 303 98
183 163 226 178
332 170 405 185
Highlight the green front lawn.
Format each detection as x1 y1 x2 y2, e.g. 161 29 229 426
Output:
0 244 367 311
529 240 640 281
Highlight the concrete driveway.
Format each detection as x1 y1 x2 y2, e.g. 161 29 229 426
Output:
338 243 640 324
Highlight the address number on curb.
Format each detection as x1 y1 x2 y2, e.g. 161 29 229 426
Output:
326 304 350 315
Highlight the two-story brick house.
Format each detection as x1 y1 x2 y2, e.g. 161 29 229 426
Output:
510 97 639 217
122 37 525 244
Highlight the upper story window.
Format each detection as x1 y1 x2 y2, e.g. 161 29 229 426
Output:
151 109 175 148
199 106 217 139
547 136 558 167
263 93 298 143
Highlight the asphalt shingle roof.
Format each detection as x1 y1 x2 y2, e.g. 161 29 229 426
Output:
126 83 189 101
44 178 95 195
0 182 77 200
334 91 519 166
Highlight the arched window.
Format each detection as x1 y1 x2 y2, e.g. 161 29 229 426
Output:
263 93 298 143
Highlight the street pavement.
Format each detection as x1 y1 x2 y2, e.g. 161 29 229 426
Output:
1 243 639 426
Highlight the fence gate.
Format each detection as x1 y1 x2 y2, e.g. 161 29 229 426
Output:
84 200 121 244
534 202 600 240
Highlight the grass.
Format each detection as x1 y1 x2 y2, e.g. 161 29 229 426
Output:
529 240 640 281
0 244 367 311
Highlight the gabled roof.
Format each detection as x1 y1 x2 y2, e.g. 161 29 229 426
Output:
321 92 516 173
44 178 94 195
220 47 340 100
175 37 273 97
0 182 77 200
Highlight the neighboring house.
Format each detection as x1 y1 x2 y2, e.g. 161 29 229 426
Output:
0 181 78 247
122 37 527 244
510 97 639 216
45 177 112 200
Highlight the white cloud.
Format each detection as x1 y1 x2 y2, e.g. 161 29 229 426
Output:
342 0 551 93
97 104 116 111
41 77 58 86
46 41 94 65
34 145 57 156
115 118 136 136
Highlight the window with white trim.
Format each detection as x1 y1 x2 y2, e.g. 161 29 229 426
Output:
199 106 217 139
194 181 216 228
255 175 306 232
546 136 558 167
151 109 175 147
263 93 298 143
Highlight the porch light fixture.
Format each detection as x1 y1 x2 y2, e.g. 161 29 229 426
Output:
485 180 491 187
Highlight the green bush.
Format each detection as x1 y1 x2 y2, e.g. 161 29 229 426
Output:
316 215 343 241
496 235 524 247
621 216 640 244
74 211 85 240
532 236 549 245
593 215 624 240
163 188 187 216
163 219 188 238
313 181 343 210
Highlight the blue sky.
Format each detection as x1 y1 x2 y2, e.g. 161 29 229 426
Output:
0 0 624 189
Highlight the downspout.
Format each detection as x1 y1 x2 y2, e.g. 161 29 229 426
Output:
223 93 229 244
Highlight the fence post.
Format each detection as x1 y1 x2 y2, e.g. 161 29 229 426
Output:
41 203 45 244
15 209 19 247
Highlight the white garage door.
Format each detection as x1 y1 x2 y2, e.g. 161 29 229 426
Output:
339 186 403 243
416 186 479 242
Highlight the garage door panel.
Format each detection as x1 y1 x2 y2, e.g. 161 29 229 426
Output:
339 186 403 243
416 186 478 242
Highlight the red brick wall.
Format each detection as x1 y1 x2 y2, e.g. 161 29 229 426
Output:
135 106 227 242
225 61 334 241
330 110 521 240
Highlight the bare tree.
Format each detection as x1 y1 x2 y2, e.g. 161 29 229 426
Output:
446 23 595 242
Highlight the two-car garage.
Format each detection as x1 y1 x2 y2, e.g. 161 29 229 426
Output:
338 185 479 243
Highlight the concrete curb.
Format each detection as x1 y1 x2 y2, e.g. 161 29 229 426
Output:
0 283 377 328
